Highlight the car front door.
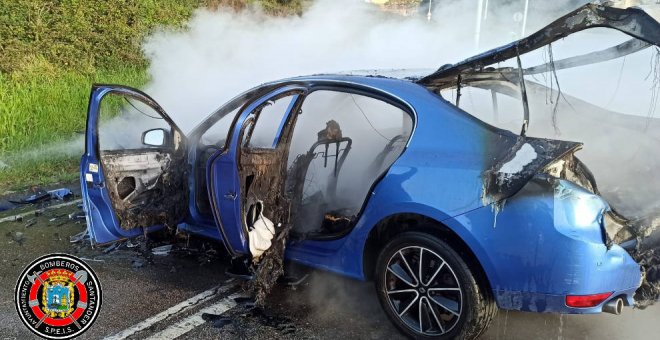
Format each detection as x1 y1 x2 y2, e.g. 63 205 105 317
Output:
81 85 188 244
208 86 303 257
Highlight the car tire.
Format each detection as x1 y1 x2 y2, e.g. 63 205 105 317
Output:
375 232 497 339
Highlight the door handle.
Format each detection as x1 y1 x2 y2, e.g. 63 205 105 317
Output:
224 192 237 200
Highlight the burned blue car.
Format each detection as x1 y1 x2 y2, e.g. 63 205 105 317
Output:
81 4 659 339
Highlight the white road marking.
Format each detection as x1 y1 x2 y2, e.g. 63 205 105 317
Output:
106 281 236 340
143 293 240 340
0 199 82 223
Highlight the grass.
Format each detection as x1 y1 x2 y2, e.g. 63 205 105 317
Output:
0 64 149 192
0 63 148 153
0 0 308 194
0 155 80 193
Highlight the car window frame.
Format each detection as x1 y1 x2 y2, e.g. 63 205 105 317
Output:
243 92 301 151
283 83 417 239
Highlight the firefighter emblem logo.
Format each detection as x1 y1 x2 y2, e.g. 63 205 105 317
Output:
15 254 102 339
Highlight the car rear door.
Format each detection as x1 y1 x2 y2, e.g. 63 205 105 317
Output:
81 85 188 244
208 86 303 257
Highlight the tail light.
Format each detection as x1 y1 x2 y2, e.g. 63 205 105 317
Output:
565 292 613 308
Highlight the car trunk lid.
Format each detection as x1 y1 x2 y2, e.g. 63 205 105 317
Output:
481 134 582 205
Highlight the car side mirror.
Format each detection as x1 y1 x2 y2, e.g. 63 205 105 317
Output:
142 128 166 147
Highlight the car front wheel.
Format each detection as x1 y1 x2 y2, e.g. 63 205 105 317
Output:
375 232 497 339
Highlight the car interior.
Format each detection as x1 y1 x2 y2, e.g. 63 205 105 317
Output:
190 87 413 240
98 85 414 240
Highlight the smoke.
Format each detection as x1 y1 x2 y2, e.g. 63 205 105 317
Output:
139 0 588 131
447 19 660 305
13 0 588 159
0 137 83 168
133 0 660 306
457 27 660 229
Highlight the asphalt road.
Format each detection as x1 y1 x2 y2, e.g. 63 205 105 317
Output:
1 201 658 339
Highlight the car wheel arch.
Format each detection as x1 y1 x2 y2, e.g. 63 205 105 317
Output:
362 212 494 297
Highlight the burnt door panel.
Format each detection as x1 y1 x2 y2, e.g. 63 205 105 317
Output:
81 85 187 244
100 149 187 229
208 87 302 257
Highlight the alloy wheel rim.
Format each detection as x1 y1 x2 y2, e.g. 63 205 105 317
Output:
384 246 463 336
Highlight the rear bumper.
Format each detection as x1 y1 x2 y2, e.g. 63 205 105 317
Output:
495 286 639 314
442 176 644 314
493 242 642 313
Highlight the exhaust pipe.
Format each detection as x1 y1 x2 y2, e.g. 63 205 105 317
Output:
602 298 624 315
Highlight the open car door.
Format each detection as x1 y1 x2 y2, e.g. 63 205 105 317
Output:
208 86 303 258
81 85 188 244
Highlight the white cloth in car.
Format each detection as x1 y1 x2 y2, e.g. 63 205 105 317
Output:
247 201 275 261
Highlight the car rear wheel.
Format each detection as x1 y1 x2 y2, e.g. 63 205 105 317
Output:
375 232 497 339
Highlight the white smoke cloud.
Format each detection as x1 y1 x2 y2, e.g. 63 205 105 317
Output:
138 0 660 219
10 0 590 163
134 0 660 307
140 0 588 131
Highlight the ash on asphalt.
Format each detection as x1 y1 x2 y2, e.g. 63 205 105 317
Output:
0 198 230 339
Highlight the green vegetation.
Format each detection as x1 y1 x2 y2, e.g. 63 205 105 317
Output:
0 65 148 191
0 0 305 192
0 65 148 153
0 0 305 74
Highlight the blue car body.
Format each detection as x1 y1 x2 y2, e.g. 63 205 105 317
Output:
81 4 659 320
80 75 641 314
